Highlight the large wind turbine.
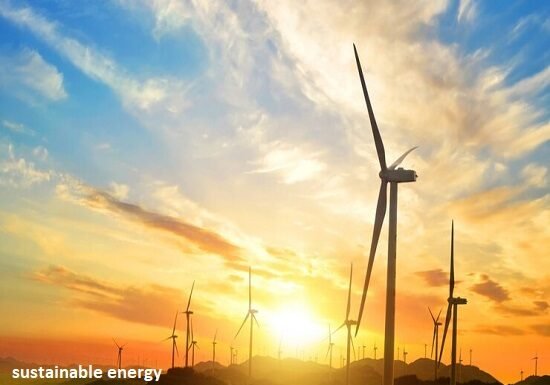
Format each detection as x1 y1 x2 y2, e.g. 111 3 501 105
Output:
438 221 468 385
164 311 179 369
189 317 199 367
532 354 538 376
334 264 357 385
113 339 126 370
235 267 259 379
182 281 195 367
353 43 418 385
429 307 442 380
326 324 335 368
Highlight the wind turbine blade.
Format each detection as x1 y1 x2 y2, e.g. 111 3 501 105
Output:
356 180 388 335
113 338 120 349
346 263 353 320
186 280 195 312
353 43 387 171
334 321 346 335
450 221 455 298
253 313 260 328
174 340 179 357
214 329 218 343
172 310 178 335
438 303 452 366
249 267 252 310
325 345 331 360
235 313 250 339
190 317 194 342
428 307 436 323
162 336 173 342
436 308 442 322
388 146 418 170
328 324 332 344
350 335 356 361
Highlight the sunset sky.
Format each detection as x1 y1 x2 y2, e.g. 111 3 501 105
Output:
0 1 548 384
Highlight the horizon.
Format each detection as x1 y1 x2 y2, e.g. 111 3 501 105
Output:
0 1 548 385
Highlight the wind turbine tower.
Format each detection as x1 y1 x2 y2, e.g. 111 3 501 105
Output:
235 267 259 379
182 281 195 367
374 343 378 360
439 221 468 385
469 348 472 366
353 44 418 385
533 354 538 376
212 329 217 371
326 325 335 369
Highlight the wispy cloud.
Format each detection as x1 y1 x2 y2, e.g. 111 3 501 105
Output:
0 143 52 187
416 269 449 287
0 48 66 102
1 119 36 136
470 274 510 302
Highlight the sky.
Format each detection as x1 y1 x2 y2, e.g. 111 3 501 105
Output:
0 0 548 383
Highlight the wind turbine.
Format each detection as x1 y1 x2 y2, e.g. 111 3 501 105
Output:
469 348 472 366
403 346 408 363
429 307 442 380
458 348 463 383
532 354 538 376
334 264 357 385
113 339 126 370
189 317 199 367
438 221 468 385
182 281 195 367
212 329 217 371
362 344 366 360
230 346 234 365
520 369 524 381
164 311 179 369
326 324 335 368
235 267 259 379
353 44 418 385
374 342 378 360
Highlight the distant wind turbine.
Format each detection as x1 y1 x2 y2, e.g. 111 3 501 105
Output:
362 344 366 360
533 353 538 376
182 281 195 368
230 346 234 365
429 307 442 380
235 267 259 379
163 311 179 369
353 43 418 385
459 348 463 383
520 369 524 381
211 329 217 371
326 324 335 369
334 263 357 385
438 221 468 385
403 347 408 364
189 317 199 366
113 339 126 370
469 348 472 366
374 342 378 360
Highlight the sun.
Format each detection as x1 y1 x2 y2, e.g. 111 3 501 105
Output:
266 305 326 349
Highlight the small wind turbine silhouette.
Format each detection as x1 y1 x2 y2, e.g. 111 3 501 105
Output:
211 329 217 371
520 369 524 381
429 307 442 380
362 344 366 360
163 311 179 369
189 317 199 366
113 339 126 370
334 264 357 385
532 353 538 376
469 348 472 366
235 267 259 379
374 342 378 360
403 347 408 363
458 348 463 383
326 324 335 368
230 346 234 365
438 221 468 385
353 44 418 385
182 281 195 368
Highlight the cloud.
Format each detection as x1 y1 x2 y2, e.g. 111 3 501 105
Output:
0 48 66 101
458 0 477 23
521 163 547 188
470 274 510 302
1 119 36 136
33 265 182 328
0 143 52 187
56 177 243 263
474 325 525 336
416 269 449 287
0 3 189 117
531 324 550 336
533 300 549 312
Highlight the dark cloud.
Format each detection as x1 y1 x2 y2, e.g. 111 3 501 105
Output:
416 269 448 287
496 304 539 317
533 300 549 312
470 276 510 302
85 190 243 263
531 324 550 336
33 265 182 328
474 325 525 336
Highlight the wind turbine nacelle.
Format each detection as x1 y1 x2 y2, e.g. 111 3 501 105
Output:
383 168 417 183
